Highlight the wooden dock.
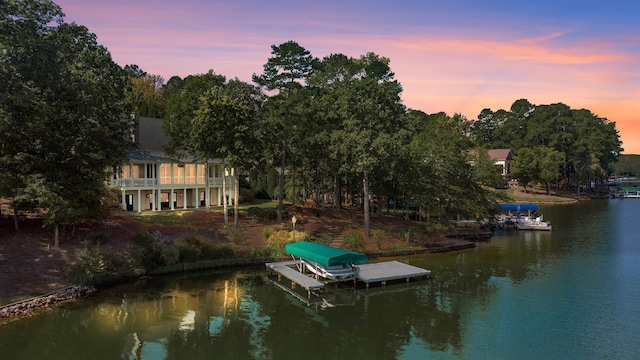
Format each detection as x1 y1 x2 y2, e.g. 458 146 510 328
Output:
266 260 325 297
266 259 431 296
355 261 431 287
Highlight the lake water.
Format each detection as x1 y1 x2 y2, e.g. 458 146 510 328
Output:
2 199 639 359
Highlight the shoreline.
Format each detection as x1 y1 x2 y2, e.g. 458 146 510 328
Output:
0 240 476 326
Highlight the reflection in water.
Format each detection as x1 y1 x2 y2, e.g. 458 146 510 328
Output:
2 200 640 359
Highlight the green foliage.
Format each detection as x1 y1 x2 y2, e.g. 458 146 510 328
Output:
343 229 365 252
225 225 245 244
123 210 196 226
611 154 640 177
513 146 565 194
251 244 283 258
263 227 276 239
132 232 177 271
473 149 509 188
415 222 449 244
266 230 293 253
266 230 309 253
177 235 235 262
65 247 121 286
399 229 412 244
0 1 130 232
239 188 255 203
372 229 385 250
177 235 216 262
248 207 279 220
65 247 106 286
470 99 622 193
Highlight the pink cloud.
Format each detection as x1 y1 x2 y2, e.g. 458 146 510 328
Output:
55 0 640 154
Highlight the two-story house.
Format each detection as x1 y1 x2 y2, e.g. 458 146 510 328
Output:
109 114 234 212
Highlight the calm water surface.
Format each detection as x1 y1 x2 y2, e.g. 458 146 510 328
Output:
2 200 639 359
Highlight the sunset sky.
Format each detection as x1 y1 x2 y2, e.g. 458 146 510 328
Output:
55 0 640 153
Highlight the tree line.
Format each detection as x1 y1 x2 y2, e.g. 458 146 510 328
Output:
469 100 623 195
1 0 623 243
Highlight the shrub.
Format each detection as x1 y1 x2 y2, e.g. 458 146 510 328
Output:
239 188 255 203
177 235 235 262
177 235 211 262
66 247 118 286
343 229 364 252
247 207 278 220
251 244 282 257
210 244 235 259
399 229 412 245
132 232 171 271
263 227 276 240
254 189 271 199
266 230 309 253
422 222 448 234
372 229 385 249
225 226 245 244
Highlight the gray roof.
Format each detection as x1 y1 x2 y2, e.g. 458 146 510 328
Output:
129 114 223 164
137 116 171 152
127 145 169 163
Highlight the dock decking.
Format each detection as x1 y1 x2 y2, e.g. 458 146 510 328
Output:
266 259 430 296
266 260 325 297
355 261 431 287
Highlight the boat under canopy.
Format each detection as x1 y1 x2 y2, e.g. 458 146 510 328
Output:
285 241 368 268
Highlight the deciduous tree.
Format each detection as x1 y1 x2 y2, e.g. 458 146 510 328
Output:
0 1 130 244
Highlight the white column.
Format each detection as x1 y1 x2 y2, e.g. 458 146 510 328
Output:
183 187 187 209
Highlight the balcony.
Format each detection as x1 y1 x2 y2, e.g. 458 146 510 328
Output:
111 177 232 189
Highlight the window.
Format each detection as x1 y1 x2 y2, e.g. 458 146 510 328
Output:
197 164 205 184
133 164 144 178
173 164 184 184
160 164 171 184
185 164 196 184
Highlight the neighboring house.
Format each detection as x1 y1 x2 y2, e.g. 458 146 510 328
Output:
109 114 234 212
487 148 513 177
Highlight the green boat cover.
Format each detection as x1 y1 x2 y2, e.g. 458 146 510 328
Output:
285 241 368 268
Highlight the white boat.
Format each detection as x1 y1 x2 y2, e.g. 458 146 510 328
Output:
516 215 552 231
302 259 357 280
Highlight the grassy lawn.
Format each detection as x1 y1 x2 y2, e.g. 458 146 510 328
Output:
495 187 576 203
121 209 198 226
119 200 279 226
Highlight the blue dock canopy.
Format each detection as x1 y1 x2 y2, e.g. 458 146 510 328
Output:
285 241 368 268
497 203 538 212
